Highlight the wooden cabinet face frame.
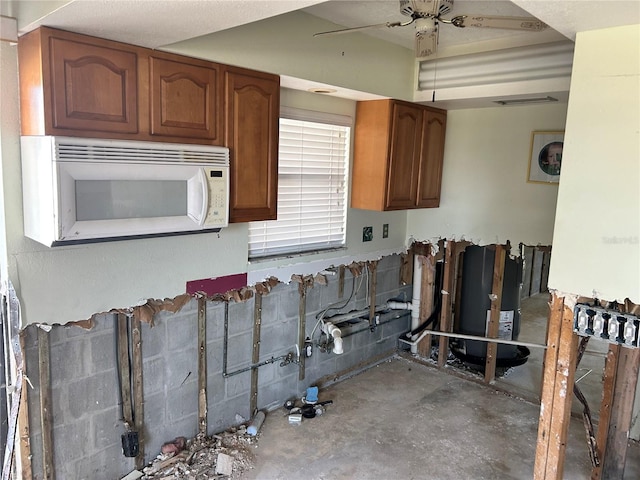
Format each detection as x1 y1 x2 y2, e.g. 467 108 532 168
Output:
416 109 446 208
149 56 222 143
351 99 446 211
225 68 280 223
49 37 139 133
386 102 423 210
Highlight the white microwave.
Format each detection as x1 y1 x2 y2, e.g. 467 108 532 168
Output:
21 136 230 247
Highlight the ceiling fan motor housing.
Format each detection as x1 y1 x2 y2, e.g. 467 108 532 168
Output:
400 0 454 18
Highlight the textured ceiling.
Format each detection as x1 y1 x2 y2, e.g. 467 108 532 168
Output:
15 0 640 51
16 0 327 48
512 0 640 40
304 0 558 51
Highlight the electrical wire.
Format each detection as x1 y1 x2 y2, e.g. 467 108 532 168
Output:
310 271 365 341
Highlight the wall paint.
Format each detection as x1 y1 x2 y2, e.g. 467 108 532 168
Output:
164 10 415 101
1 37 410 326
249 88 409 284
2 8 564 329
407 103 567 248
0 42 19 293
548 25 640 304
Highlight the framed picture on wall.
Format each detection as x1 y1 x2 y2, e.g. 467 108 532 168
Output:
528 131 564 184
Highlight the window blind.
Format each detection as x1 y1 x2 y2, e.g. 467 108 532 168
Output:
248 110 350 258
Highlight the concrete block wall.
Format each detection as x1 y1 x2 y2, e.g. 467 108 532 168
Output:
22 253 411 479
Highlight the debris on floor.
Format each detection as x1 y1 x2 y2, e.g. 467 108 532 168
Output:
141 424 258 479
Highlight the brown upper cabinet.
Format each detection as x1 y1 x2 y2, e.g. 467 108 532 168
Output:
18 27 140 137
225 66 280 223
351 99 446 211
18 27 224 145
18 26 281 223
148 53 222 143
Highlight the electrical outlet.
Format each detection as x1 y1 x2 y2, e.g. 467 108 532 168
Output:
362 226 373 242
382 223 389 238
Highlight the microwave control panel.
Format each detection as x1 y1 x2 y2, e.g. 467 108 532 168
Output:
203 168 229 227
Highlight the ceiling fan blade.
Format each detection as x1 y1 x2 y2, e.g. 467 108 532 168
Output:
410 0 441 16
313 20 409 37
416 29 438 58
455 15 548 31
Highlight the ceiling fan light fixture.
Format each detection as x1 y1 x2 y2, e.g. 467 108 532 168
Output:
494 96 559 106
415 17 437 34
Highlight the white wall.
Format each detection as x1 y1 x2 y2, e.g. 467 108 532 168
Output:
249 88 408 284
407 103 567 248
164 10 415 101
1 22 412 326
1 7 568 328
548 25 640 304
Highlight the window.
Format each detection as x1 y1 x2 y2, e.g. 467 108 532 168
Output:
249 108 351 258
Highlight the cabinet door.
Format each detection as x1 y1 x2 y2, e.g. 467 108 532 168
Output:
416 109 446 208
225 69 279 223
386 102 423 210
49 37 138 134
149 56 222 143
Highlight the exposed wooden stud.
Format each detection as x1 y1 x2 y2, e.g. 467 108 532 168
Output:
417 253 435 358
438 240 455 368
338 265 345 299
368 261 378 328
37 328 53 480
400 250 414 286
398 253 416 285
131 315 145 470
544 303 578 479
18 332 32 480
297 281 307 382
534 295 579 479
540 250 551 292
534 294 565 478
116 314 133 426
250 293 262 415
485 244 506 384
527 248 537 297
597 345 640 479
197 297 207 434
453 252 465 333
592 344 620 480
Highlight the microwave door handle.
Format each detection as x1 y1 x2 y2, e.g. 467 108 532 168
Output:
187 168 209 226
198 168 208 226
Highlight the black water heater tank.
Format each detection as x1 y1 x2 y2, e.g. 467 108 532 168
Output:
456 245 523 363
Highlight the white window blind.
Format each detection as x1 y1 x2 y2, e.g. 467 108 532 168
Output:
249 109 350 258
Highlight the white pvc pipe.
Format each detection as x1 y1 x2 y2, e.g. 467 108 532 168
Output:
386 301 412 310
323 322 344 354
398 329 547 350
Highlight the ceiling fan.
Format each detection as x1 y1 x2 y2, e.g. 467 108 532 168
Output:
313 0 549 58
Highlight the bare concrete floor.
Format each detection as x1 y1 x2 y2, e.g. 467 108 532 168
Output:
246 293 639 479
247 357 593 479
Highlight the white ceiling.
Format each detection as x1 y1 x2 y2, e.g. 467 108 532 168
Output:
11 0 640 107
15 0 640 51
304 0 561 53
15 0 328 48
304 1 640 53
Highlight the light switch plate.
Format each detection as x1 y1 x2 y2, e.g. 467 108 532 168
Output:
382 223 389 238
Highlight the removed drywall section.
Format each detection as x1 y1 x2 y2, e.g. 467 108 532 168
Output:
406 102 567 248
548 24 640 304
21 253 410 478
